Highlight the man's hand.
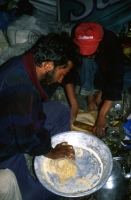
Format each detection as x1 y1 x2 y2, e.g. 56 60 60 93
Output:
93 115 106 136
44 142 75 160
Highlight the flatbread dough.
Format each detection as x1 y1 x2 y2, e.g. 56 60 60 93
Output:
44 158 77 184
40 145 103 194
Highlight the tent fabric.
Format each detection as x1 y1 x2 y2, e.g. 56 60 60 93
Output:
29 0 131 35
29 0 57 21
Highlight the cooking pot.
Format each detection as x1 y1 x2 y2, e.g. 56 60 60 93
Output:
94 157 129 200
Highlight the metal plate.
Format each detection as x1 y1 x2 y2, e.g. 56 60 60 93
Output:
34 131 113 197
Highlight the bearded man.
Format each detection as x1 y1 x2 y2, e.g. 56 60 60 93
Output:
0 32 81 200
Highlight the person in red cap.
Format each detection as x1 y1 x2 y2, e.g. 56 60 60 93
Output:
73 21 131 136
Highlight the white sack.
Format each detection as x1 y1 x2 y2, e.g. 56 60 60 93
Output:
7 12 52 45
0 42 33 65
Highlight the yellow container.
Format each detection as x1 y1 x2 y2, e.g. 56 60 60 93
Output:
123 46 131 58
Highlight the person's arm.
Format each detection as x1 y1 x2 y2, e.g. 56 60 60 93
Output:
60 68 80 124
93 37 124 136
65 83 78 124
1 87 75 160
93 100 114 136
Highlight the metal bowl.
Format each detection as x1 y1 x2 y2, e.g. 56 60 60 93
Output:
34 131 113 197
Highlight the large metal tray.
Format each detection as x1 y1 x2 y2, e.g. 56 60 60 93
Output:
34 131 113 197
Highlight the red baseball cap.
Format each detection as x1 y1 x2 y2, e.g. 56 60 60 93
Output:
74 22 104 55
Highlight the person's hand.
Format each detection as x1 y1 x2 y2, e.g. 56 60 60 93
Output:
45 142 75 160
93 115 106 136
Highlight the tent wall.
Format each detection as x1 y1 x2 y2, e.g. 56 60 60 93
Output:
29 0 57 21
58 0 131 33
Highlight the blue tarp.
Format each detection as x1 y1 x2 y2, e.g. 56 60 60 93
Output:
59 0 131 34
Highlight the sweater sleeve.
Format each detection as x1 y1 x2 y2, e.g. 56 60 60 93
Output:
101 50 125 101
95 29 125 101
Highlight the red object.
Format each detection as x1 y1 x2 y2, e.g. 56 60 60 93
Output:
74 22 104 55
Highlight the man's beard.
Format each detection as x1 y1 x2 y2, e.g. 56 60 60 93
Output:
40 69 56 85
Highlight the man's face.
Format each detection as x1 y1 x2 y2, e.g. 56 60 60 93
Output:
40 61 73 85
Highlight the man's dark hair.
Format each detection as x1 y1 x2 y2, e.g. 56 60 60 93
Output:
31 32 82 69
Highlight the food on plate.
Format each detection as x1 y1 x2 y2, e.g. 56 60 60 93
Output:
44 158 77 184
